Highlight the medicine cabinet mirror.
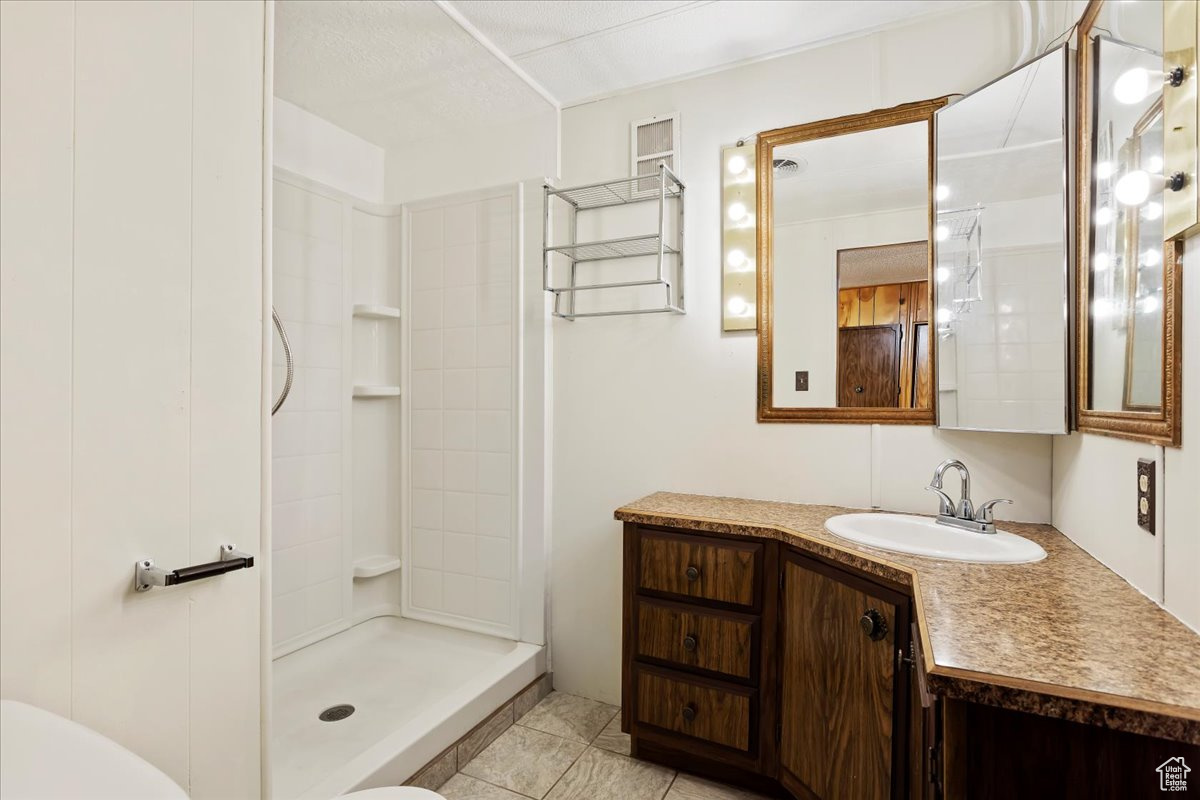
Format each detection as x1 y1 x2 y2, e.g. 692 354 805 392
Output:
757 99 945 424
1077 0 1182 445
933 45 1073 434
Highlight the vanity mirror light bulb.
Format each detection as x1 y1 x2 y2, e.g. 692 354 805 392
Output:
1095 161 1116 180
1142 201 1163 220
1095 206 1114 225
1093 298 1114 319
936 266 950 283
1140 295 1161 313
935 184 950 202
727 155 747 175
1094 252 1111 272
727 296 751 316
726 249 747 269
727 202 747 222
934 224 950 242
1142 248 1162 267
1146 155 1164 173
936 307 952 324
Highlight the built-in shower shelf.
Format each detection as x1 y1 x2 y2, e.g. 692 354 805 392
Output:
352 555 401 579
352 304 401 320
353 385 401 398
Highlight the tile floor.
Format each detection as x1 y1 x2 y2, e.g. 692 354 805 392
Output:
437 691 770 800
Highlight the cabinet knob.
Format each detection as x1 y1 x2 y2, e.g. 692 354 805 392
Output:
681 703 697 722
860 608 888 641
685 566 700 582
682 634 698 652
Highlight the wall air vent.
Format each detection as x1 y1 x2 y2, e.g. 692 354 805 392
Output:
631 113 680 196
773 157 805 179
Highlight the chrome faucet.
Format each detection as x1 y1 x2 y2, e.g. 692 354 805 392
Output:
925 459 1012 534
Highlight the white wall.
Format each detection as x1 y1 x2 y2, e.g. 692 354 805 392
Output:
0 2 265 796
274 97 386 203
551 3 1048 704
385 108 558 204
1053 235 1200 632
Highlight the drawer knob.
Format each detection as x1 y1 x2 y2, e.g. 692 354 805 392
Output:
685 566 701 582
860 608 888 641
681 703 697 722
682 634 698 652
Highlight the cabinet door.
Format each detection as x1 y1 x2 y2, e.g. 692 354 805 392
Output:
779 553 909 800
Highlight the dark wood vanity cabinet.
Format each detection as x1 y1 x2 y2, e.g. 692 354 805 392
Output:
622 523 918 799
778 551 912 800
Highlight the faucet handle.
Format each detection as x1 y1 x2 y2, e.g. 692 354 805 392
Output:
925 485 956 517
974 498 1012 524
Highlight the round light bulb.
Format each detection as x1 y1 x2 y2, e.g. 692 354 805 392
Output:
936 308 952 324
1095 206 1114 226
1094 252 1111 272
727 155 747 175
1114 170 1151 206
727 202 747 222
1146 154 1164 173
1143 201 1163 220
1113 67 1152 105
1142 248 1162 267
935 224 950 242
1140 295 1161 313
726 249 746 269
1095 161 1115 180
727 296 749 316
935 184 950 202
1093 298 1114 319
936 266 950 283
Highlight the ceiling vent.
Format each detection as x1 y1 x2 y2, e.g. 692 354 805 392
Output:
631 113 680 196
773 157 805 179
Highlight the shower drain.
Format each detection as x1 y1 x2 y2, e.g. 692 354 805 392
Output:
319 704 355 722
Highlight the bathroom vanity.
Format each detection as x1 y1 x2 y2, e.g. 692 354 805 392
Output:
617 493 1200 800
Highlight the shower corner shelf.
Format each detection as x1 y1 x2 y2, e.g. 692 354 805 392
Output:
543 163 685 320
353 385 401 398
352 554 401 579
352 304 401 320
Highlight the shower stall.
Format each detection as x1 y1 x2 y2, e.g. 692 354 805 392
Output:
268 168 548 799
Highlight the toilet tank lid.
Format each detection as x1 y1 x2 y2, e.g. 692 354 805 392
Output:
0 699 188 800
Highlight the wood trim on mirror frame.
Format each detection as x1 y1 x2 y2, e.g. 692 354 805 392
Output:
1075 0 1183 446
756 97 949 424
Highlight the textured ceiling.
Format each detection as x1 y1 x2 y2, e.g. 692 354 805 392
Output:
452 0 985 106
274 0 553 150
275 0 987 150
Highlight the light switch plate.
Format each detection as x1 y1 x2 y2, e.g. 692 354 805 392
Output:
1137 459 1155 534
795 371 809 391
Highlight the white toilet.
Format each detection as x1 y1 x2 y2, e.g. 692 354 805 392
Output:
0 700 444 800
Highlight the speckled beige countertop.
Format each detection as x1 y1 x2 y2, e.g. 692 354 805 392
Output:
615 492 1200 744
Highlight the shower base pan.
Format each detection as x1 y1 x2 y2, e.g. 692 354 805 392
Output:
271 615 545 799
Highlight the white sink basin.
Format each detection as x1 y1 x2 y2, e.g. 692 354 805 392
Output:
824 513 1046 564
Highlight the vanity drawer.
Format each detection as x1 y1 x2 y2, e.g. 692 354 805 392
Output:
636 599 755 680
638 529 760 608
635 666 753 752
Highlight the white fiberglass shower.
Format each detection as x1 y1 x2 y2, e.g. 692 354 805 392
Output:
267 164 547 799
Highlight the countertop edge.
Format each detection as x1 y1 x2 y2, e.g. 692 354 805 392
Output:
615 502 1200 744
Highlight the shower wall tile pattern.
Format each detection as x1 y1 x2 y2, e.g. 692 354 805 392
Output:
408 194 516 634
271 179 345 645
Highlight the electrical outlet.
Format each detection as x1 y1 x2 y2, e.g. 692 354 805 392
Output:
795 371 809 391
1137 459 1155 534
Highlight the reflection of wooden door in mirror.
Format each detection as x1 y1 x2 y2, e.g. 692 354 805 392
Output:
838 326 900 407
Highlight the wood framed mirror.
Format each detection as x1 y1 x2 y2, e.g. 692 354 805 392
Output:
1076 0 1182 445
757 98 946 424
